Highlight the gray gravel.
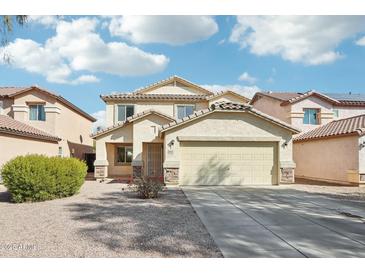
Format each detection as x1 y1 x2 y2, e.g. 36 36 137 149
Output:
0 181 222 258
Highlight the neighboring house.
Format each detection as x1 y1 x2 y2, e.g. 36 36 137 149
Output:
250 91 365 132
0 86 96 167
294 115 365 186
92 76 299 186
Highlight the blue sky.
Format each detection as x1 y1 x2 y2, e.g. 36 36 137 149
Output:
1 15 365 126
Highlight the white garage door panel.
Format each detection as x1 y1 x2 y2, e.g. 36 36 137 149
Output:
180 141 277 186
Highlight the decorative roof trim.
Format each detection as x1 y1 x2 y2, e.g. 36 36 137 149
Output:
294 114 365 142
207 90 250 102
280 91 340 106
0 86 96 122
91 109 175 139
159 101 300 134
132 75 214 95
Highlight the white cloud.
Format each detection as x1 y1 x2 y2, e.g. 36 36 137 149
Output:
201 84 260 99
230 16 365 65
238 72 257 84
109 16 218 45
92 110 106 132
1 17 169 84
29 16 59 27
356 36 365 46
72 75 100 85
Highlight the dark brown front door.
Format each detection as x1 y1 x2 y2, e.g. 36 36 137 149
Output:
146 143 163 177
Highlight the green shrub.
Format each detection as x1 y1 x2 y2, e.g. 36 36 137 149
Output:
1 155 87 203
133 177 164 199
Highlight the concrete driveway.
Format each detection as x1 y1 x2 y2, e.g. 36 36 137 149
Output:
183 186 365 258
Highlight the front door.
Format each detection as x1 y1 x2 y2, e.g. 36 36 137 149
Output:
146 143 163 177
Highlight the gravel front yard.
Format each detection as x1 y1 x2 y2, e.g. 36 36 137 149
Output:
0 181 222 258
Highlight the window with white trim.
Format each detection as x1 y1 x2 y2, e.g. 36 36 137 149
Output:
115 146 133 165
115 105 134 122
176 105 195 119
29 104 46 121
0 101 3 115
303 108 320 125
333 109 339 118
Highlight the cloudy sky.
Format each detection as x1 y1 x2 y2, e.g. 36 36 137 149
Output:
1 15 365 128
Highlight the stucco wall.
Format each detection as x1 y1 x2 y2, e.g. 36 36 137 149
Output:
0 98 14 116
105 100 209 126
209 94 249 105
336 106 365 120
294 135 359 184
12 89 94 159
132 115 168 164
251 96 291 124
140 85 207 95
163 111 295 169
291 96 334 132
0 134 59 168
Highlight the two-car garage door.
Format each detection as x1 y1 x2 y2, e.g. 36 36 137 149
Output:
179 141 278 186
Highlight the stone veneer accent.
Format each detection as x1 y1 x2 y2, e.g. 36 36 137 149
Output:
133 166 143 179
164 168 179 184
280 167 295 183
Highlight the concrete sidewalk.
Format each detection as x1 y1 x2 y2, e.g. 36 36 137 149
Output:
183 186 365 258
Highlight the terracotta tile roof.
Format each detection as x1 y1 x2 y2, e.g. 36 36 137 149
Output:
294 114 365 142
0 86 96 122
0 115 61 142
251 90 365 107
160 101 300 134
91 109 175 138
131 75 213 95
206 90 251 102
100 93 208 102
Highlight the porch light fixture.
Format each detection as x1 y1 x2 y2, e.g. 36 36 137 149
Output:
168 139 175 148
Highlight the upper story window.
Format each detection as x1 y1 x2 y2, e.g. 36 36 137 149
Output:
303 108 320 125
333 109 339 118
29 104 46 121
177 105 195 120
116 105 134 122
0 100 3 115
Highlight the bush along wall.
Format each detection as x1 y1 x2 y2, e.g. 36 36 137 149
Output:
1 155 87 203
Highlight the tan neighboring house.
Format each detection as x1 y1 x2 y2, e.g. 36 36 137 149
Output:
294 115 365 186
0 86 96 168
250 91 365 132
92 75 300 186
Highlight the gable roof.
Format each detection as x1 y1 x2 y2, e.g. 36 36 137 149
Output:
0 115 61 142
0 86 96 122
206 90 251 103
294 114 365 142
251 90 365 107
132 75 213 95
160 101 300 134
100 93 207 102
91 109 175 139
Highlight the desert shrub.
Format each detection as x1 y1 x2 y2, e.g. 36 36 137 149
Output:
133 177 164 199
1 155 87 203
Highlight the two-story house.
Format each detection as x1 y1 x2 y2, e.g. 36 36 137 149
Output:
250 91 365 132
250 91 365 186
92 76 300 186
0 86 96 168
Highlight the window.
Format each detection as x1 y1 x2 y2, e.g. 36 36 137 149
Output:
303 108 320 125
0 100 3 115
116 146 133 164
177 105 195 119
333 109 339 118
116 105 134 122
58 147 63 157
29 104 46 121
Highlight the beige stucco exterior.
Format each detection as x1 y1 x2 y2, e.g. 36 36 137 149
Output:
0 88 94 161
94 77 298 185
162 111 295 184
0 133 59 169
251 93 365 133
294 135 365 185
